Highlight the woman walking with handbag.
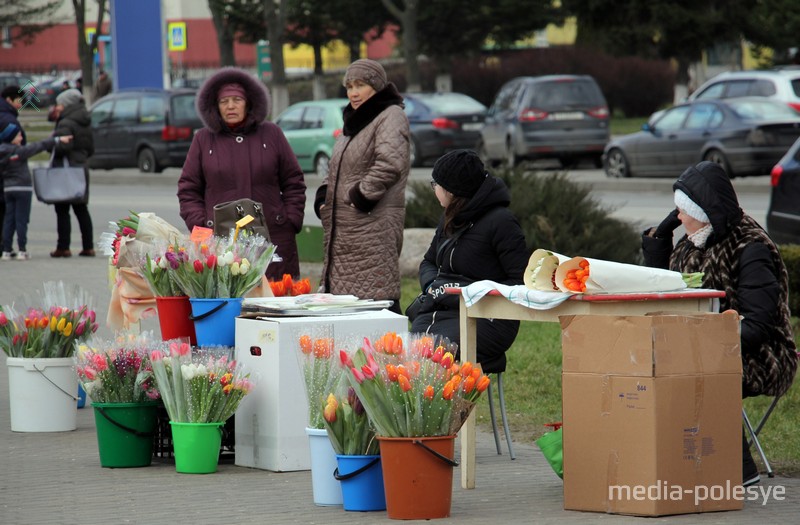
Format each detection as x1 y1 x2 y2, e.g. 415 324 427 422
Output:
49 88 95 258
178 67 306 279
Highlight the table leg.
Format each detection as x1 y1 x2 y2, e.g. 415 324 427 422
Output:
460 296 477 489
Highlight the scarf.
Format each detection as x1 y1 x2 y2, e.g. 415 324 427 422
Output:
670 214 797 396
342 83 404 137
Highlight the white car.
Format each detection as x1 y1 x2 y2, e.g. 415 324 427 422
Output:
689 68 800 112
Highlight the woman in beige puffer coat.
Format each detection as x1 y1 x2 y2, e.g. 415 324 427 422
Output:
314 59 410 312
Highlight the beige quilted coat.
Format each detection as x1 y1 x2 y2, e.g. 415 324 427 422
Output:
319 105 410 300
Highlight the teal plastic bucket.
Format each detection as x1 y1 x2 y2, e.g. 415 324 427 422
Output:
335 454 386 511
188 297 243 347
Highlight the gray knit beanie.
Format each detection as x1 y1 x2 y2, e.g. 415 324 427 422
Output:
56 88 83 107
343 59 388 92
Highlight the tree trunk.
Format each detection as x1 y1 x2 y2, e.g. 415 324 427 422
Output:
673 57 692 105
72 0 106 106
401 5 421 92
312 41 326 100
209 1 235 67
265 0 288 117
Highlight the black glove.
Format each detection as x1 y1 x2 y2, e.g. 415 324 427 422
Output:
653 208 681 238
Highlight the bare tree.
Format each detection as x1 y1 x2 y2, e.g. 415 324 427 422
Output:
265 0 290 116
0 0 61 45
71 0 107 106
380 0 421 92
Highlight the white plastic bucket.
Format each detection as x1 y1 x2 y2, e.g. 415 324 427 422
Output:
305 427 343 506
7 357 78 432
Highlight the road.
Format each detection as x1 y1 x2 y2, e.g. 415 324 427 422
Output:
18 164 770 260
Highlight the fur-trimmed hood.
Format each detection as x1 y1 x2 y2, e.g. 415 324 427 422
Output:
196 67 271 133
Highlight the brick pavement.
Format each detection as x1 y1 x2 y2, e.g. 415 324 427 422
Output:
1 248 798 525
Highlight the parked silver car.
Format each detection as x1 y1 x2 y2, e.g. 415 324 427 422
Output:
479 75 610 168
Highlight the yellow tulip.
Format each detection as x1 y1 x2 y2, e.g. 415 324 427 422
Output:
50 316 57 331
63 322 73 337
57 317 66 332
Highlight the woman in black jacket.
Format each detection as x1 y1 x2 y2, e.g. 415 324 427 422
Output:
50 88 94 258
410 149 528 374
642 160 797 486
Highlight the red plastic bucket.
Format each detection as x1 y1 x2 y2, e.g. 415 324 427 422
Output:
156 296 197 345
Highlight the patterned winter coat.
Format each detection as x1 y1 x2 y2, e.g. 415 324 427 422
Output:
643 161 797 397
178 68 306 279
314 84 410 301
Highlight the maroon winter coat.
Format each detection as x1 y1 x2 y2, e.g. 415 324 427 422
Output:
178 67 306 279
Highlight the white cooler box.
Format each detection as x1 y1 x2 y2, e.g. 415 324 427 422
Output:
234 310 408 471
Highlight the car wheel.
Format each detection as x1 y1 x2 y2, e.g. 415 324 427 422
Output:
314 153 330 177
703 149 732 178
504 139 518 168
137 148 158 173
593 154 603 169
604 148 630 178
409 138 422 168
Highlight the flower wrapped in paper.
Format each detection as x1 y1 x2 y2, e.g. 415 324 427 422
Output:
344 332 491 438
554 256 691 294
523 248 571 292
148 341 255 423
294 323 344 429
74 332 161 403
322 386 379 456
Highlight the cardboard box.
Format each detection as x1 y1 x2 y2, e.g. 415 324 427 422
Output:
234 310 408 472
560 312 743 516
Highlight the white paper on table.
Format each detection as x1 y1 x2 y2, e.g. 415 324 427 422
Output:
523 248 571 291
554 256 687 294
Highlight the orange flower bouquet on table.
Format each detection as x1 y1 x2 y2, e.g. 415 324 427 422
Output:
344 332 490 438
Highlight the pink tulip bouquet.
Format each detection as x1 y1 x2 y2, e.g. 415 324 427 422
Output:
149 341 255 423
138 242 186 297
74 333 161 403
0 282 98 358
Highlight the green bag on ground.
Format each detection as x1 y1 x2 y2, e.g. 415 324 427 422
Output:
535 427 563 479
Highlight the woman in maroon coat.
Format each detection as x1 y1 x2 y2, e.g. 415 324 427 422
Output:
178 67 306 279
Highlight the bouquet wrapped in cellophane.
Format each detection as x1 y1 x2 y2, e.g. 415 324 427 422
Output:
344 332 491 438
149 341 256 423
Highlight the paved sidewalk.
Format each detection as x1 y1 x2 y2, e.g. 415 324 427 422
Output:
1 256 798 524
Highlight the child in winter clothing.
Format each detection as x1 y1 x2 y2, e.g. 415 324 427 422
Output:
0 123 72 260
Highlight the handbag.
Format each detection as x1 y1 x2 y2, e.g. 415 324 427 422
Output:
32 149 89 204
213 198 270 241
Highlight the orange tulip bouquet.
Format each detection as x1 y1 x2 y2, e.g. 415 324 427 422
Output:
343 332 491 438
294 324 342 429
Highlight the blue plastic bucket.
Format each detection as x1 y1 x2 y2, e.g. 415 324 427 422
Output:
77 383 87 408
188 297 243 347
335 454 386 511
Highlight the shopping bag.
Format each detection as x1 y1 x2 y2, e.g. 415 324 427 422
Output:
32 150 88 204
213 198 270 241
535 427 563 479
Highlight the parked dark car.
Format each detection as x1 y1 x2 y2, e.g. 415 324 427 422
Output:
401 92 486 167
479 75 609 168
604 97 800 178
88 88 202 172
274 98 347 177
767 137 800 243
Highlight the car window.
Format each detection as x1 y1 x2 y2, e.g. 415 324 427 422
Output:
694 82 725 100
492 81 520 114
654 106 690 131
685 104 718 129
302 106 324 129
725 80 753 98
728 99 799 119
751 79 777 96
171 94 197 120
276 106 304 131
140 95 165 124
403 99 416 115
91 100 114 126
111 98 138 124
418 94 486 114
791 79 800 97
526 80 605 108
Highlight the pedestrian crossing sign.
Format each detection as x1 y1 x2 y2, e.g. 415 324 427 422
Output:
168 22 187 51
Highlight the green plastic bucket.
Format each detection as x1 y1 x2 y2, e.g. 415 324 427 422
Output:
170 421 224 474
92 402 159 468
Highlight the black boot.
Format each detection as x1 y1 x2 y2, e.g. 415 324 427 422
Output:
743 431 760 486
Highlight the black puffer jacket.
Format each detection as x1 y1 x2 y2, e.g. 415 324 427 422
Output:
643 161 797 397
410 176 528 373
53 103 93 167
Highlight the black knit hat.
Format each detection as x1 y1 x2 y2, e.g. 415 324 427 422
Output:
431 149 487 198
